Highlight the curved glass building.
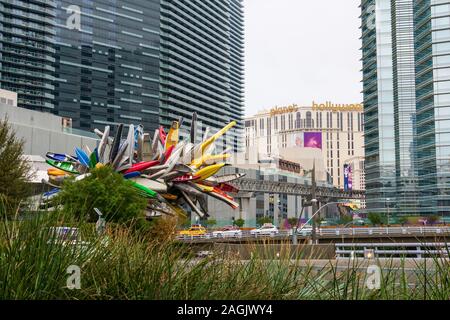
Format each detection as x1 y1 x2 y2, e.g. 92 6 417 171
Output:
160 0 244 151
0 0 244 151
361 0 450 218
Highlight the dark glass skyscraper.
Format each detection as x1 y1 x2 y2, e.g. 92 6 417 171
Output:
54 0 161 132
0 0 244 151
361 0 450 217
159 0 244 151
0 0 56 111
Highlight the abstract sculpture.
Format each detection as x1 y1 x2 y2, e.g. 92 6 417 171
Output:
41 113 245 219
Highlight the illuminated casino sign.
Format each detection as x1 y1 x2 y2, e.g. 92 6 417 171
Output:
270 104 299 116
312 101 363 112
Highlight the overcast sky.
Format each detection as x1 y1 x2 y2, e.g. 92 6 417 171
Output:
244 0 362 116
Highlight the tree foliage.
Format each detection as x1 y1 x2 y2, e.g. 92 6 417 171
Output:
234 218 245 228
398 216 409 226
58 165 147 223
287 217 299 228
339 214 353 225
257 216 273 226
427 215 440 225
0 117 30 215
206 219 217 228
367 212 384 226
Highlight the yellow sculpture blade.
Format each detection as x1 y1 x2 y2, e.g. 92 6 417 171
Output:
165 121 179 151
194 163 226 181
167 203 188 218
201 121 236 153
194 183 214 193
190 154 231 169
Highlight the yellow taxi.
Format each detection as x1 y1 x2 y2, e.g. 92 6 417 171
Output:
178 224 207 237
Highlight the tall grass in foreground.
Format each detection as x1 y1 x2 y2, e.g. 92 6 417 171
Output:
0 210 449 300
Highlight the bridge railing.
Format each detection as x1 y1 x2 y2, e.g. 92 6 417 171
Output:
176 227 450 242
336 242 450 259
319 226 450 237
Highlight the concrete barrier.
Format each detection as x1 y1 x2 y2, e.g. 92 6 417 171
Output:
213 243 336 260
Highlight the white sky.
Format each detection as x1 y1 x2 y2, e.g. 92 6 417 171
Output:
244 0 363 116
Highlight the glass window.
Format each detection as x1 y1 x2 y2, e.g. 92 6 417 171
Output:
434 42 450 54
432 16 450 29
433 30 450 41
434 67 450 81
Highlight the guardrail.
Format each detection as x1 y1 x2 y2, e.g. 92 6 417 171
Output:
336 242 450 259
176 227 450 242
318 226 450 237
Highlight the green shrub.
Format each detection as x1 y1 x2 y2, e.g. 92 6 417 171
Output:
234 218 245 228
0 117 31 217
206 219 217 228
427 215 440 225
257 216 273 226
398 216 409 226
57 166 147 223
1 211 450 300
338 215 353 225
287 217 298 228
367 212 384 226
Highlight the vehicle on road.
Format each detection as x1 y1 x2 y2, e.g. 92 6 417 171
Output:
178 224 207 237
212 225 242 238
297 224 313 234
250 223 279 236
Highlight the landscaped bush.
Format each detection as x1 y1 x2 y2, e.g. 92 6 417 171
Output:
57 165 148 223
0 117 31 218
257 216 273 226
0 211 449 300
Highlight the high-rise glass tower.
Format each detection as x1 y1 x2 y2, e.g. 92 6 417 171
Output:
361 0 450 217
0 0 244 151
54 0 161 133
0 0 56 111
414 0 450 215
159 0 244 151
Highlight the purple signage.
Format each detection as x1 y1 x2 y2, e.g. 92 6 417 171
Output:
304 132 322 149
344 164 353 191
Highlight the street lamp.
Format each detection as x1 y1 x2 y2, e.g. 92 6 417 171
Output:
292 203 307 245
386 198 390 227
297 201 342 244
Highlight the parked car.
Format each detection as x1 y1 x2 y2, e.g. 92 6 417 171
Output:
212 226 242 238
250 223 279 236
178 224 207 237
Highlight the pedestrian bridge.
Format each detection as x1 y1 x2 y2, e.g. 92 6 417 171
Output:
231 178 365 200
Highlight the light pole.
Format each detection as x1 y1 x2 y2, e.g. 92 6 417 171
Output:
292 205 307 245
298 202 342 243
386 198 390 227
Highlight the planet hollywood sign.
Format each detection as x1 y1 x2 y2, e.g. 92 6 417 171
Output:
312 101 363 112
269 104 299 116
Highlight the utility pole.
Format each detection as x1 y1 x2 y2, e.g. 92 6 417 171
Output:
386 198 390 227
311 160 318 244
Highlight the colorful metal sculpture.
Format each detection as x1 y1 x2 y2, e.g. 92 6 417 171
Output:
41 113 244 219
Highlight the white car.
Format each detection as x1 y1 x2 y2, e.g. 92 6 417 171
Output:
212 226 243 238
297 224 313 235
250 224 279 236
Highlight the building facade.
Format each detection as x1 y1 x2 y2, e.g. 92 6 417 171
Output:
361 0 450 217
53 0 161 133
0 88 17 107
0 0 244 150
206 163 337 228
245 103 366 190
0 0 56 111
159 0 244 151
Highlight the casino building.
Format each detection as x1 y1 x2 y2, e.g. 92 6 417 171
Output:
245 102 366 191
